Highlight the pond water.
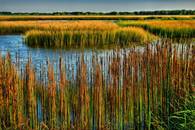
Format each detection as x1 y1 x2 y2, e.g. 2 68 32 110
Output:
0 35 193 83
0 35 145 82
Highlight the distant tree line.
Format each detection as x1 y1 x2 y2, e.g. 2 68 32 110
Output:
0 10 195 15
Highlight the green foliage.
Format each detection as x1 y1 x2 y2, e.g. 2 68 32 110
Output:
169 96 195 130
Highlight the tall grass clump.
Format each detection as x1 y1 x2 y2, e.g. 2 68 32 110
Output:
0 53 23 129
0 42 194 129
24 27 155 48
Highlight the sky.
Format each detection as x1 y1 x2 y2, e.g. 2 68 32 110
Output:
0 0 195 12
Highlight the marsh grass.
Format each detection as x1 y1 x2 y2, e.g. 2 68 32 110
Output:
0 21 157 48
0 42 194 129
24 27 155 48
117 20 195 38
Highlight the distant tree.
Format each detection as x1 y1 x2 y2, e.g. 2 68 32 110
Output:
106 11 118 15
0 12 12 15
1 10 195 16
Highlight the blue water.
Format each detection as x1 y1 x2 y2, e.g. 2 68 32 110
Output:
0 35 193 84
0 35 145 83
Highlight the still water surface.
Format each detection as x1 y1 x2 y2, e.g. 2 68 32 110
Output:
0 35 193 83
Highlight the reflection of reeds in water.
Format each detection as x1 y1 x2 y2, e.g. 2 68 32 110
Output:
0 43 194 129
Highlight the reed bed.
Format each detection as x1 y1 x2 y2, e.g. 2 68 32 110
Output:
117 20 195 38
24 27 155 48
0 42 194 130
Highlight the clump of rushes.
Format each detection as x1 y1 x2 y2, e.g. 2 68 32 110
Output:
24 27 155 48
0 53 22 129
117 20 195 38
